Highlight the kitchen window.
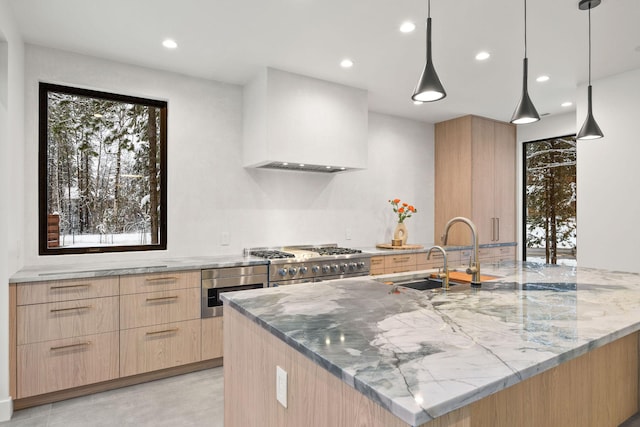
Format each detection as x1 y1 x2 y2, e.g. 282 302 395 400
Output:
38 83 167 255
522 135 576 265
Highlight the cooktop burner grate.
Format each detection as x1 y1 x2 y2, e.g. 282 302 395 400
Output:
307 247 362 256
249 250 295 259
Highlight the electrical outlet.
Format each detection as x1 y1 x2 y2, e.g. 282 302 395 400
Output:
220 231 230 246
276 366 287 408
345 227 352 240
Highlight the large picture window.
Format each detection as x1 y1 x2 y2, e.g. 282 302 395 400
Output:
39 83 167 255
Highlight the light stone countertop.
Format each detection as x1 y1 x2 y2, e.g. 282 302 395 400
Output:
359 241 517 255
9 255 269 283
222 261 640 426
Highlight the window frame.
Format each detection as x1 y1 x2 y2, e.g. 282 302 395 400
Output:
38 82 168 255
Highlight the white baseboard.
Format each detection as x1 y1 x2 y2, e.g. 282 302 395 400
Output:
0 396 13 422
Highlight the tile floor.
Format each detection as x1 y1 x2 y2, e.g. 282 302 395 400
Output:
0 367 223 427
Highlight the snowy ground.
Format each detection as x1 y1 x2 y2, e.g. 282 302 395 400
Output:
58 232 151 247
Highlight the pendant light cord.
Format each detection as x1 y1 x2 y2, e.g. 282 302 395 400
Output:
524 0 528 58
428 0 431 18
588 7 592 85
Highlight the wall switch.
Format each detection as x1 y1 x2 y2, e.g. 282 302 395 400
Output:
276 366 288 408
220 231 230 246
345 228 352 240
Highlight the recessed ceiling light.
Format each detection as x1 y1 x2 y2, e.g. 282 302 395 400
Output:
561 102 573 107
325 166 332 169
162 39 178 49
399 21 416 33
475 51 490 61
536 75 550 82
299 164 305 167
340 167 346 171
282 162 288 166
340 59 354 68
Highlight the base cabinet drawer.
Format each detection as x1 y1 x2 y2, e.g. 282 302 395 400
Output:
384 254 416 273
201 317 223 360
17 296 119 345
120 319 201 377
17 277 119 305
120 271 200 295
17 331 119 398
369 256 385 275
120 288 200 330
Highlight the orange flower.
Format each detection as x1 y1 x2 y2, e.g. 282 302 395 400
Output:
389 198 417 223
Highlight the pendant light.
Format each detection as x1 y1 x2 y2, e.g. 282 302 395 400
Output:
577 0 604 140
411 0 446 102
511 0 540 124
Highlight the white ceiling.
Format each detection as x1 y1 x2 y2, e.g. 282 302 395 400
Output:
8 0 640 124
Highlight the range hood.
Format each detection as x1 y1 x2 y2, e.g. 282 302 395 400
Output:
243 68 368 173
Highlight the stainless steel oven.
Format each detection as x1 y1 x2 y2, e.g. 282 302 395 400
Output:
201 265 268 318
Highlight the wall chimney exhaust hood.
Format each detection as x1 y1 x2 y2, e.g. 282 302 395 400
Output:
243 68 368 173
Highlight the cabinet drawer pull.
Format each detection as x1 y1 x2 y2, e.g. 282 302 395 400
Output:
393 256 410 262
145 295 179 302
50 341 91 351
146 327 179 336
145 277 178 283
50 283 91 290
50 305 92 313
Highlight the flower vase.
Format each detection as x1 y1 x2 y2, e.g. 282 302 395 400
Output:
393 222 408 246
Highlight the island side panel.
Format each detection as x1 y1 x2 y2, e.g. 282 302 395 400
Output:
223 305 471 427
470 331 638 427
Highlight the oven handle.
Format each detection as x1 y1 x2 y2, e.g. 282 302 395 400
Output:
202 275 268 289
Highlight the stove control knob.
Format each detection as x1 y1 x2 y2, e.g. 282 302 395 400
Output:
330 264 339 273
278 268 287 277
299 266 308 274
340 263 348 272
311 265 320 273
357 262 366 270
289 267 298 276
322 265 331 274
348 262 357 271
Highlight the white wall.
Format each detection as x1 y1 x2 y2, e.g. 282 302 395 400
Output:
516 113 576 260
23 45 434 267
0 0 24 419
576 69 640 272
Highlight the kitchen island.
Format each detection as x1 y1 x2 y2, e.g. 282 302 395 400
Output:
222 261 640 427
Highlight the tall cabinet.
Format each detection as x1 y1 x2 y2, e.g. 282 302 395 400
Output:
434 115 516 246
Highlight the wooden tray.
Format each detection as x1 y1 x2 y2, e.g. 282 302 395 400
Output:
375 244 424 250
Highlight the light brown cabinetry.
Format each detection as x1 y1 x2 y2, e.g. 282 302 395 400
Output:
119 271 201 377
14 277 120 398
17 332 119 398
120 319 201 377
435 115 516 245
11 269 208 403
202 317 224 360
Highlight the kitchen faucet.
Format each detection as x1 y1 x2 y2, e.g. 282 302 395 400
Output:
427 246 449 290
442 217 481 287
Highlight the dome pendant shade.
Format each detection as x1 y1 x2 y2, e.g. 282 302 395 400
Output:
412 17 446 102
511 58 540 124
577 85 604 140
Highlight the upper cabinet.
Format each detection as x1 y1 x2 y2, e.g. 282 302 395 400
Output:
243 68 368 172
434 115 516 245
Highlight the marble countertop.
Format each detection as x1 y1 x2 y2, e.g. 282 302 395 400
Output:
360 241 517 255
222 261 640 426
9 255 269 283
